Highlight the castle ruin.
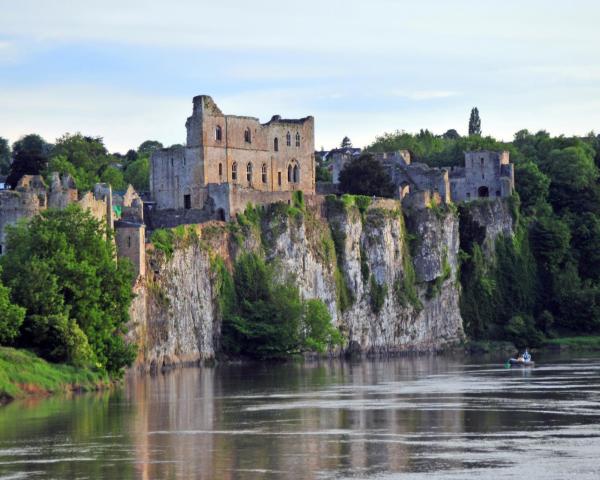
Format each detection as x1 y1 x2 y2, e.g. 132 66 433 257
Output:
151 95 315 221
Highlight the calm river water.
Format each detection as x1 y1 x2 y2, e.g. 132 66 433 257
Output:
1 352 600 479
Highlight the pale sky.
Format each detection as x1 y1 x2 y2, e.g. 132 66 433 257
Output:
1 0 599 152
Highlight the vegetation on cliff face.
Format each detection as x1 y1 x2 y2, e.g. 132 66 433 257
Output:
0 205 136 374
217 253 342 358
368 128 600 344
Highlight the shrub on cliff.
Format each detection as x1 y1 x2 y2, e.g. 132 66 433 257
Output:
0 205 136 374
220 253 342 358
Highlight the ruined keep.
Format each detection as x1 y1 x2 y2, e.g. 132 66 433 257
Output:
151 95 315 220
449 150 514 201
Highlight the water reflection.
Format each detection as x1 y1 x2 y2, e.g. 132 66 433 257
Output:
1 353 600 479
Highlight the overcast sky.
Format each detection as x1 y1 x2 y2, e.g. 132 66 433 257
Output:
1 0 599 152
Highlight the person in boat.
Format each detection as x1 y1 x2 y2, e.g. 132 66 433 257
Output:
523 348 531 363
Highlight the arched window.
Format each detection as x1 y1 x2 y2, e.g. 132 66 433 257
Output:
274 137 279 151
286 131 291 146
293 164 299 183
244 128 252 143
218 162 223 177
246 162 253 182
295 132 300 147
287 164 292 182
262 163 267 184
215 125 222 141
232 162 237 181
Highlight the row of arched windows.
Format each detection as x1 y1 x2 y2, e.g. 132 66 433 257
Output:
225 162 300 184
213 125 301 150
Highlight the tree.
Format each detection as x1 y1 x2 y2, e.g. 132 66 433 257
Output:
0 205 136 373
339 153 394 197
124 156 150 191
220 253 342 358
0 137 10 175
138 140 163 157
6 134 51 188
514 161 550 213
50 133 114 191
468 107 481 136
442 129 460 140
0 270 25 345
340 136 352 148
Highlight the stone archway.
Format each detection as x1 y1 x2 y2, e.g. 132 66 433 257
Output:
478 186 489 198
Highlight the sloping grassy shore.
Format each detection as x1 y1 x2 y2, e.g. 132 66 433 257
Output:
0 347 109 404
544 336 600 350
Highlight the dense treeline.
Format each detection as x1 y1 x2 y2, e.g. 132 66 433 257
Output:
0 133 163 192
367 128 600 345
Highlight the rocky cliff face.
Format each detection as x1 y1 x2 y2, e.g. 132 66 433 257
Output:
129 198 469 370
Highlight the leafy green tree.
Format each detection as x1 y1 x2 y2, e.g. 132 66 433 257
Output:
302 299 342 352
100 166 126 191
0 271 25 345
1 205 136 373
221 253 341 358
514 161 550 213
443 129 460 140
6 134 51 188
468 107 481 136
340 136 352 148
49 133 115 191
339 153 394 197
138 140 163 157
316 164 332 182
0 137 10 175
124 156 150 191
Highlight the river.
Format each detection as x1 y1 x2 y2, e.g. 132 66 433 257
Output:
1 352 599 479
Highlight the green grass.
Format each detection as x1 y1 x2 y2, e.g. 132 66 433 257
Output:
544 336 600 350
0 347 109 403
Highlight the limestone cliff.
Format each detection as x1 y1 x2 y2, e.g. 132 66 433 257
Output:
129 198 467 370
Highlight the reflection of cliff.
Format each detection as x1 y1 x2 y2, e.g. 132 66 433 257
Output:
129 198 512 370
127 369 217 480
122 358 467 478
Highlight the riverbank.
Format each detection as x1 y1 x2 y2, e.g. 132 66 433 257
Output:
0 347 110 405
543 336 600 351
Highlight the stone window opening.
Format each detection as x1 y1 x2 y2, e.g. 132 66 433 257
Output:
246 162 253 183
215 125 222 141
467 192 471 199
293 164 299 183
171 158 174 167
496 190 501 197
295 132 300 147
127 236 131 248
480 158 484 165
184 194 191 209
232 162 238 181
478 186 489 198
274 137 279 151
218 162 223 177
278 171 282 187
0 244 3 255
286 131 291 147
262 163 267 184
287 164 292 182
482 173 485 180
244 128 252 144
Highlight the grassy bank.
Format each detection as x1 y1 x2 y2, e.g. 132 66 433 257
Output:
0 347 110 404
543 336 600 351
